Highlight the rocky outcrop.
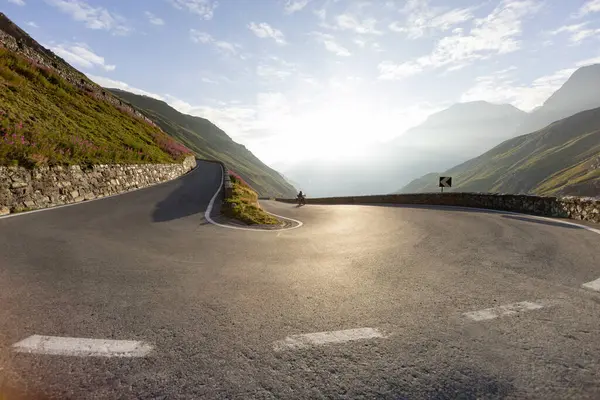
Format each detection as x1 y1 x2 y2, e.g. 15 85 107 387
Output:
0 156 196 215
276 193 600 224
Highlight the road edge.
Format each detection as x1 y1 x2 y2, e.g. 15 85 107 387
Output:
204 163 303 232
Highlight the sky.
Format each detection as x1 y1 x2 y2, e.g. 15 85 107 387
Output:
4 0 600 170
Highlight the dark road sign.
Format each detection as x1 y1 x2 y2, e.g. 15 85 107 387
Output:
439 177 452 188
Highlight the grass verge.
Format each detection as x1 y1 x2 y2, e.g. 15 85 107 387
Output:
0 47 191 167
222 172 279 225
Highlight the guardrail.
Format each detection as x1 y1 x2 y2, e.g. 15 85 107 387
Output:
275 193 600 224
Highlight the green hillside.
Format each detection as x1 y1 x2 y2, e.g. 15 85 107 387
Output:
0 47 190 167
107 89 297 197
398 107 600 197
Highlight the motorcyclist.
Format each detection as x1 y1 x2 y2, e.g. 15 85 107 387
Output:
297 190 306 205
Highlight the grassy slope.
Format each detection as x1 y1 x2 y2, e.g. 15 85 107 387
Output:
107 89 297 198
0 47 190 166
398 107 600 196
222 174 278 225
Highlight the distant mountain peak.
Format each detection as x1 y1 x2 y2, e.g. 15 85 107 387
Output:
420 100 526 129
541 63 600 111
515 63 600 135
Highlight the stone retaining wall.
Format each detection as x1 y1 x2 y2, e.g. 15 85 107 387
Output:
0 156 196 215
276 193 600 224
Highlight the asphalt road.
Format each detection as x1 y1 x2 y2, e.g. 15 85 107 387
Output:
1 160 599 399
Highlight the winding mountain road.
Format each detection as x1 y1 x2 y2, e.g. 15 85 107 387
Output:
1 160 599 399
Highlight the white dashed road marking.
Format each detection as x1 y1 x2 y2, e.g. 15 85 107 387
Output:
12 335 153 357
463 301 546 321
273 327 385 351
582 278 600 292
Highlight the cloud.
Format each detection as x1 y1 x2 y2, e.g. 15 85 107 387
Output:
86 74 164 100
8 0 26 6
311 32 351 56
575 0 600 17
248 22 287 45
144 11 165 25
354 38 366 47
314 7 326 21
549 22 600 44
256 57 296 81
334 14 382 35
189 30 212 44
371 42 384 52
379 0 540 80
576 55 600 66
389 1 474 38
26 21 39 28
45 0 131 35
190 29 240 55
378 61 423 80
49 43 116 71
284 0 310 14
460 66 576 111
169 0 217 20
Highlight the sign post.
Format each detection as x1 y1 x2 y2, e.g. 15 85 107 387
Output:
439 176 452 193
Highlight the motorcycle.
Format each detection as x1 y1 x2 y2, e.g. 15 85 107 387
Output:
297 194 306 206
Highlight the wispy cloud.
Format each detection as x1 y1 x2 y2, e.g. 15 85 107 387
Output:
26 21 39 28
256 57 296 81
576 55 600 66
334 14 382 35
189 29 240 55
49 43 116 71
379 0 540 80
45 0 131 35
549 22 600 44
169 0 217 20
86 74 164 100
460 66 575 111
144 11 164 26
311 32 351 56
389 1 474 38
574 0 600 17
284 0 310 14
248 22 287 45
8 0 26 6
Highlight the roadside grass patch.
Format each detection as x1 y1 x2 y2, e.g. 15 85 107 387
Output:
222 172 279 225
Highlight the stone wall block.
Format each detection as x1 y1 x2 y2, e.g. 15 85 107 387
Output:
0 158 196 215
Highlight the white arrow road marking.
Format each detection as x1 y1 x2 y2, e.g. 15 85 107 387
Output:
582 278 600 292
463 301 547 321
12 335 153 357
273 327 386 351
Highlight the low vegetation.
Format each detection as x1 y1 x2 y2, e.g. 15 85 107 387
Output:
222 171 279 225
0 47 191 167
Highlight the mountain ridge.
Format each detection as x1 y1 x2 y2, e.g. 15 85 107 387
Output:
398 63 600 197
515 64 600 135
398 107 600 197
0 12 295 197
107 89 297 197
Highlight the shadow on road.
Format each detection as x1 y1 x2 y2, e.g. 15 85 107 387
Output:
152 170 211 223
501 214 583 230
